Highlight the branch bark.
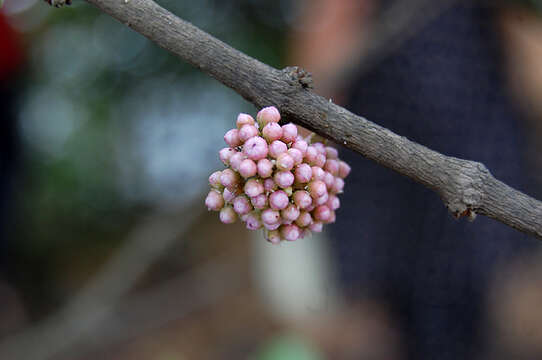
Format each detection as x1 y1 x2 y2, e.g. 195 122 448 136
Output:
81 0 542 240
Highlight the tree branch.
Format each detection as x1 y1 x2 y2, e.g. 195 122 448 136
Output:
80 0 542 240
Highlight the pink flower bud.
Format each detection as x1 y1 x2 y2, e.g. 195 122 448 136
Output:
262 122 283 143
243 136 268 160
324 159 340 176
325 146 339 159
219 147 235 165
294 164 312 183
265 230 281 244
219 206 237 224
308 180 327 198
264 222 281 231
315 192 329 206
313 142 326 155
324 171 335 188
309 222 323 233
220 169 240 189
244 178 264 197
245 213 262 230
281 123 298 144
332 177 345 193
281 203 300 223
295 211 313 227
311 166 325 181
288 148 303 165
293 190 312 209
205 190 224 211
280 224 300 241
208 171 222 188
338 161 351 178
257 106 281 127
276 153 294 171
292 139 308 155
228 152 245 172
251 194 268 209
224 129 241 147
326 210 336 224
274 170 294 188
238 124 259 143
236 113 255 128
314 153 326 168
299 228 311 239
313 205 332 222
233 195 252 215
269 190 289 210
238 158 257 178
257 158 273 178
268 140 287 158
261 208 281 225
223 187 237 203
327 195 340 210
305 146 318 164
263 178 277 192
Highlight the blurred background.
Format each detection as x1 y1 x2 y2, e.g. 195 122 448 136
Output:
1 0 542 359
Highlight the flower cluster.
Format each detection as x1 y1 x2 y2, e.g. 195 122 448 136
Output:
205 106 350 244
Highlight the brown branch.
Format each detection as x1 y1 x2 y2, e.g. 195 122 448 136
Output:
80 0 542 239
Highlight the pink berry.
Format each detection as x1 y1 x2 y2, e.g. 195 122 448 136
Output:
233 195 252 215
219 147 235 165
311 166 325 181
308 180 327 198
338 161 351 178
293 190 312 209
265 230 281 244
294 164 312 183
220 169 240 189
295 211 313 227
257 158 274 178
236 113 255 128
257 106 281 127
292 139 308 155
281 203 300 223
239 124 259 143
269 190 289 210
263 178 277 192
261 208 281 225
245 213 262 230
251 194 268 209
244 178 264 197
324 159 340 176
280 224 300 241
238 158 257 178
327 195 340 210
325 146 339 159
281 123 298 143
332 177 345 193
268 140 288 158
305 146 318 164
313 142 326 155
224 129 241 147
315 153 326 167
205 190 224 211
208 171 222 189
243 136 268 160
309 222 323 233
223 187 237 203
276 153 294 171
313 205 332 222
219 206 237 224
324 171 335 188
262 122 283 143
274 170 295 188
229 151 245 171
264 222 281 231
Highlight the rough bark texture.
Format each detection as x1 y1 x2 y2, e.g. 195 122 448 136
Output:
81 0 542 240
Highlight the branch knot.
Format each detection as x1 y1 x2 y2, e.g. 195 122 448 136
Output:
282 66 313 89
